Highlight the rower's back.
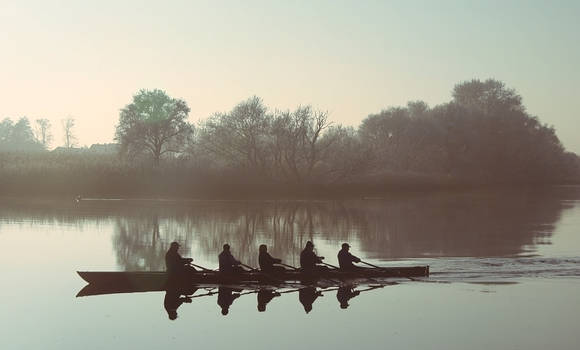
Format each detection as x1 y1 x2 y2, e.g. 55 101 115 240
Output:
165 243 182 273
300 248 316 270
337 243 360 270
218 250 231 272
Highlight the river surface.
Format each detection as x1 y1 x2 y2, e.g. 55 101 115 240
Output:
1 187 579 349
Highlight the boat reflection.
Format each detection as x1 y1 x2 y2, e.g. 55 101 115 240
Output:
78 282 393 319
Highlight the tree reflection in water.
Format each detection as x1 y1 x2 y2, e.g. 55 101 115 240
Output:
110 190 572 271
0 190 570 271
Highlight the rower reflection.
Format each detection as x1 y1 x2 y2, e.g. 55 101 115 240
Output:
299 287 323 314
164 286 197 320
336 286 360 309
257 289 281 312
217 287 242 315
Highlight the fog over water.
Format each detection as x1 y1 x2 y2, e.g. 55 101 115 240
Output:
1 2 579 349
1 187 579 349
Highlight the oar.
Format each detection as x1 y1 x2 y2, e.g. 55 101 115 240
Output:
279 262 341 286
277 288 302 294
189 290 220 299
238 290 260 296
360 260 386 270
321 262 340 269
239 263 291 284
278 263 300 271
189 263 213 272
306 262 343 285
318 287 341 293
239 263 259 272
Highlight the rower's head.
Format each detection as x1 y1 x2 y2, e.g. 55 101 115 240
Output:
223 244 230 252
167 309 178 320
170 241 180 251
305 241 314 250
341 243 350 251
259 244 267 253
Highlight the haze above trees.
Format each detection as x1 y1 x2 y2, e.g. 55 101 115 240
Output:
1 79 579 196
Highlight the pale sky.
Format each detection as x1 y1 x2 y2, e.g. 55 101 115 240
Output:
1 0 579 152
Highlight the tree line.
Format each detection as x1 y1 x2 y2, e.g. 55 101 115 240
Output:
114 79 579 186
1 79 579 197
0 116 78 151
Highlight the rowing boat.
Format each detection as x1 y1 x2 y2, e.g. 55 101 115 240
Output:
77 266 428 289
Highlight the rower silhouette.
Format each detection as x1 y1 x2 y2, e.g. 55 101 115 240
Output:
300 241 327 273
164 286 197 320
218 244 243 273
165 242 196 280
217 287 241 315
337 243 362 270
298 287 323 314
257 289 281 312
336 286 360 309
258 244 285 273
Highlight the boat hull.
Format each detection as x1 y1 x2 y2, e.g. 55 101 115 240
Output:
76 266 429 296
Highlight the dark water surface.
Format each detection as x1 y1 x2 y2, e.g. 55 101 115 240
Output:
1 187 579 349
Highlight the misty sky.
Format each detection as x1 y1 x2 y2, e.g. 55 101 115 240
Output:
1 1 578 152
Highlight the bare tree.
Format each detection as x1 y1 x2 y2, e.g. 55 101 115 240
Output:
270 106 332 182
61 117 77 148
197 96 271 174
34 118 53 149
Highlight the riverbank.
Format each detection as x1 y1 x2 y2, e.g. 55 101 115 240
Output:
1 151 577 199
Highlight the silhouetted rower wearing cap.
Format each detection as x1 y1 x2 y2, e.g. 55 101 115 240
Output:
338 243 361 270
300 241 326 272
258 244 285 273
299 287 323 314
336 286 360 309
165 242 195 274
219 244 243 273
257 289 281 312
217 287 241 316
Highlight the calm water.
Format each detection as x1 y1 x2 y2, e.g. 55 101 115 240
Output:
1 187 579 349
